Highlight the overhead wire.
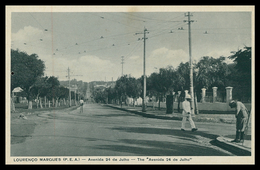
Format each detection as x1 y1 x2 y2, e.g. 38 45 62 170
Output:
54 36 139 57
79 38 141 55
44 13 141 54
15 12 251 64
29 13 46 30
146 14 183 31
148 22 187 39
124 40 142 59
146 14 186 36
57 13 189 54
51 13 188 57
88 13 141 30
124 12 184 23
56 29 138 53
118 12 146 22
22 12 187 58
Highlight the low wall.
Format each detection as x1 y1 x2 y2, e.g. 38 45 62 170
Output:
146 102 251 112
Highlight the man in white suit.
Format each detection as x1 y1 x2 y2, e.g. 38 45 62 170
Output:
181 94 198 132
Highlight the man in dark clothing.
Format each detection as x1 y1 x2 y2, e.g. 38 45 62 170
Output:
229 100 249 142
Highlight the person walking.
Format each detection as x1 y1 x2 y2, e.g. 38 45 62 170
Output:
79 98 84 114
229 100 249 142
181 94 198 132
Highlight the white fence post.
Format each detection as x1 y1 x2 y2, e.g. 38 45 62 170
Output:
225 86 233 103
201 88 206 103
212 87 218 103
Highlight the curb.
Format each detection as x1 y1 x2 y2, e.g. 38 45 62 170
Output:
105 104 252 156
104 104 240 125
215 136 251 156
36 105 80 118
104 104 182 121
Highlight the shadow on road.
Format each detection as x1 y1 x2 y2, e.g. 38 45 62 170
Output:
94 139 230 156
111 126 218 140
92 113 136 118
91 126 231 156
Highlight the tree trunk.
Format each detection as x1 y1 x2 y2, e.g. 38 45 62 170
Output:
152 97 155 110
39 97 43 108
120 95 122 108
27 86 33 109
194 92 199 115
36 93 40 109
52 98 55 107
48 100 50 108
11 97 16 112
178 95 183 113
178 98 181 113
158 96 161 110
55 98 58 107
36 98 39 109
28 101 33 109
75 93 78 106
37 100 39 108
178 91 184 113
44 96 46 108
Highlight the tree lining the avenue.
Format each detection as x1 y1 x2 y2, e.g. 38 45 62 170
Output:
93 46 251 106
10 46 251 111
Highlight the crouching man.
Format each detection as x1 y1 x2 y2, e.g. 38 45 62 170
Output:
229 100 249 142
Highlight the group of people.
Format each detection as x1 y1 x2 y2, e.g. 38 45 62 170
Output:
180 93 250 143
78 94 250 143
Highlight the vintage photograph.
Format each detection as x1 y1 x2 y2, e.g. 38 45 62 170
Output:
6 6 254 164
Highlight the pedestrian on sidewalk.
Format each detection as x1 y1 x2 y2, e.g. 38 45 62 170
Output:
229 100 249 143
181 94 198 132
79 98 84 114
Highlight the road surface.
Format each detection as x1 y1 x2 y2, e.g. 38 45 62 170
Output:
11 103 236 156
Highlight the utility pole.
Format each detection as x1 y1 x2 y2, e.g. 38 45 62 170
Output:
66 67 83 107
121 56 124 76
184 12 195 115
135 27 149 112
142 27 148 112
67 67 71 107
74 84 77 106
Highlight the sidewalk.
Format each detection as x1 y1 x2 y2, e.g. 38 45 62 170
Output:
104 104 252 156
105 104 237 123
11 105 80 144
216 136 251 156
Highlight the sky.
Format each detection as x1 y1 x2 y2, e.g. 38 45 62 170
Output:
11 10 252 82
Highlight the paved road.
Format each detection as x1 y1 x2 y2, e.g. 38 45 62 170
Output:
11 103 236 156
